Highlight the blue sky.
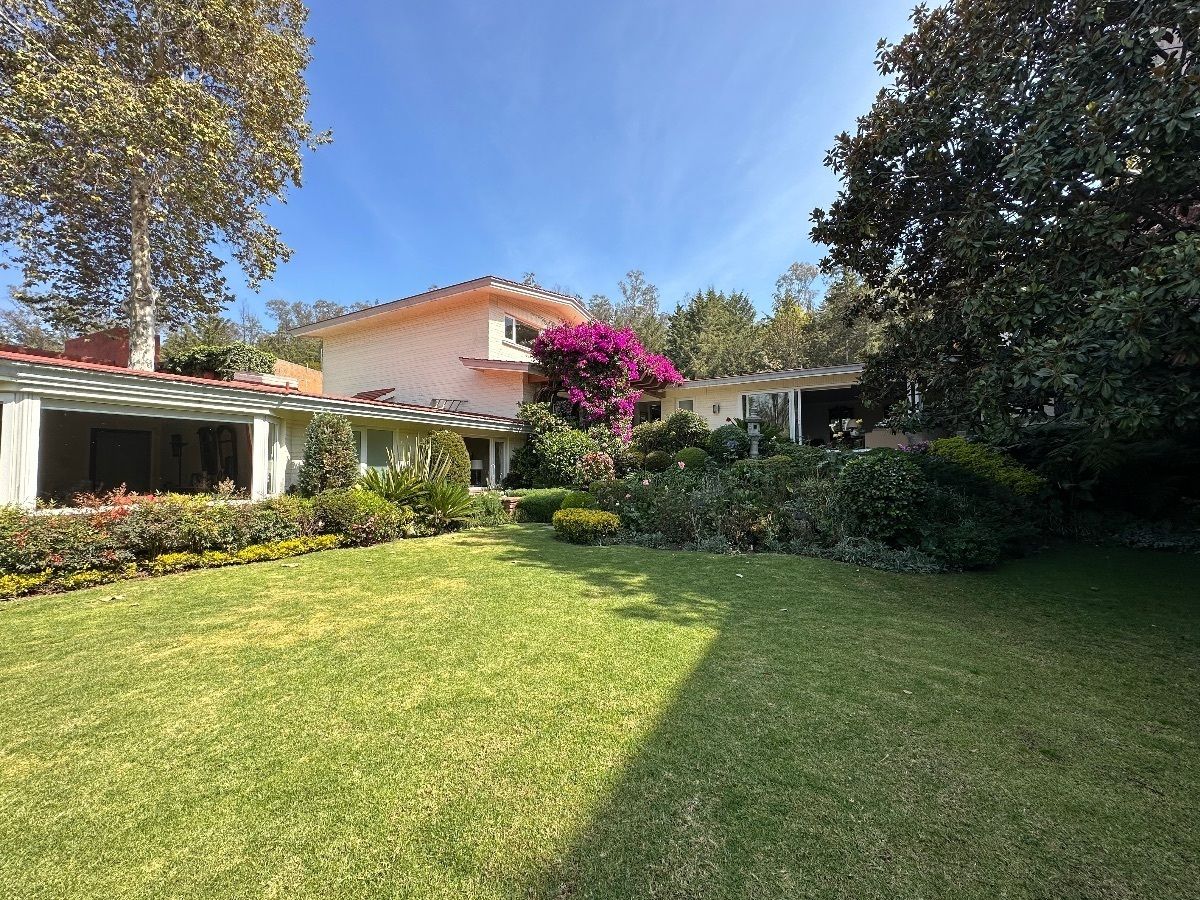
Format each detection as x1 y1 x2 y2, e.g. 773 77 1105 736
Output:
245 0 920 318
7 1 919 323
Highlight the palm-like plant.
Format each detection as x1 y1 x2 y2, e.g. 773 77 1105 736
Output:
423 479 475 531
358 453 427 507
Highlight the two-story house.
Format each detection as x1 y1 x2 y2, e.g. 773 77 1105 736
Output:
0 278 586 507
0 274 897 509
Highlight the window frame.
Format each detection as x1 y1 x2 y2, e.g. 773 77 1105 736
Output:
503 314 540 350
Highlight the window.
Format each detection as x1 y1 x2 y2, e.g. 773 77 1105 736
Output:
504 315 539 349
742 391 791 434
365 429 393 469
677 399 693 412
635 401 661 424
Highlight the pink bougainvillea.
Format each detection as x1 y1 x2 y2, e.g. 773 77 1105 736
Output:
532 322 683 440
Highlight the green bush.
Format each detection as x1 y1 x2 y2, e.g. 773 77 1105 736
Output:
552 508 621 545
631 420 671 454
644 450 673 472
674 447 710 470
708 424 750 462
664 410 710 451
160 343 276 380
929 436 1044 496
835 451 928 545
534 428 599 486
429 430 471 487
467 492 512 527
422 479 474 531
560 490 597 510
514 488 572 523
313 488 405 545
298 413 359 496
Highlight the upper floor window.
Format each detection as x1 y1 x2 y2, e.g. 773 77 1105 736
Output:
504 315 539 349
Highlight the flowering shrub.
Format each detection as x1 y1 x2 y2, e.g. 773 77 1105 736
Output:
312 488 408 545
574 450 615 485
532 321 682 438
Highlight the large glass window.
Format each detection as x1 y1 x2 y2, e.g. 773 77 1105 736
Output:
504 315 539 349
365 429 393 469
742 391 791 434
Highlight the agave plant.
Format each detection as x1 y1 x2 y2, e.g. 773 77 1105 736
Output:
423 479 475 532
358 455 427 507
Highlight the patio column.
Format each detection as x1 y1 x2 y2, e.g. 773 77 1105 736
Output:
0 393 41 509
250 415 271 499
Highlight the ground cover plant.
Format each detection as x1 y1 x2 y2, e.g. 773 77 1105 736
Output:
0 528 1196 898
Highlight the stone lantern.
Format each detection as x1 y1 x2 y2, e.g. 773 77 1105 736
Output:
745 414 762 458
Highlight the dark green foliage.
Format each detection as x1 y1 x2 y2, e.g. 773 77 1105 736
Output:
835 452 927 546
466 492 512 528
505 404 599 488
708 424 750 463
630 420 670 454
592 445 1043 571
673 447 710 470
429 430 471 488
552 508 621 545
560 490 598 510
298 413 359 496
665 288 764 379
312 488 406 546
811 2 1200 446
160 343 277 380
644 451 673 473
663 410 710 451
514 488 572 523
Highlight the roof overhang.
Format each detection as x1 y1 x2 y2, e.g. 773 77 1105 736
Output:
292 276 591 338
674 363 865 390
0 355 527 434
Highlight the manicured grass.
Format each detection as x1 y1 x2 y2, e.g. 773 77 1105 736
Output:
1 527 1197 899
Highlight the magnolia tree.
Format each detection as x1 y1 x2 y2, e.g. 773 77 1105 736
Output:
531 321 683 439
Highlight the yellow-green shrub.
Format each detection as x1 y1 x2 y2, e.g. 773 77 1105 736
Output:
929 436 1045 496
0 571 51 599
552 508 621 545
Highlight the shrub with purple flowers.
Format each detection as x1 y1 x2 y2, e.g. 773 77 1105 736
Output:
532 321 682 439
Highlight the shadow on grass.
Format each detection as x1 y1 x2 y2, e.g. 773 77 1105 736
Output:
460 529 1200 899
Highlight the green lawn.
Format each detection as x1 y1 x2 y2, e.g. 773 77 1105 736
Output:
1 527 1197 899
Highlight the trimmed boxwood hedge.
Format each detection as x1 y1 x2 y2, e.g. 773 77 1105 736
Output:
552 508 621 545
513 488 572 523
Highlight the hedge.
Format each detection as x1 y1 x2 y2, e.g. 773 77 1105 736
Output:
512 488 572 523
552 508 621 545
0 535 344 599
298 413 359 495
160 343 277 380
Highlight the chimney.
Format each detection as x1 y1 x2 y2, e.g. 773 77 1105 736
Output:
63 328 160 368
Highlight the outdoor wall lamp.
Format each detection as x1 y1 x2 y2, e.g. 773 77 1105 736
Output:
712 403 720 414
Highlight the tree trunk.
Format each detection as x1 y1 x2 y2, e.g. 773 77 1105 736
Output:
127 176 157 371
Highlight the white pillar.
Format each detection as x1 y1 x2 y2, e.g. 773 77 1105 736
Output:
250 415 271 499
0 393 42 509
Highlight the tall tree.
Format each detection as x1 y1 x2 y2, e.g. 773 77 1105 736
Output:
666 288 764 379
798 268 875 367
811 0 1200 444
0 292 70 350
762 262 820 369
0 1 328 370
587 269 668 353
